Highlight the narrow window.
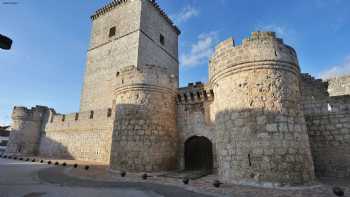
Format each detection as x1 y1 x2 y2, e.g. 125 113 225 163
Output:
90 111 94 119
107 108 112 118
160 34 165 45
109 26 116 37
62 115 65 122
248 153 252 167
75 113 79 121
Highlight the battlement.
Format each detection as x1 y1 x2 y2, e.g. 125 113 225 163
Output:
113 64 178 92
45 108 114 133
209 31 300 83
177 82 214 104
90 0 180 35
12 106 48 121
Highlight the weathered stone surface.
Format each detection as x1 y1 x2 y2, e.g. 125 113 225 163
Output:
5 0 350 187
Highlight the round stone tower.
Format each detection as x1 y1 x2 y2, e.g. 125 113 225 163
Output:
209 32 315 186
110 65 178 172
6 106 47 155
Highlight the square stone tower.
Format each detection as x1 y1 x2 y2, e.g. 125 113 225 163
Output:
80 0 180 112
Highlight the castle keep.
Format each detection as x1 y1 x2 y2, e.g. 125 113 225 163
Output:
6 0 350 186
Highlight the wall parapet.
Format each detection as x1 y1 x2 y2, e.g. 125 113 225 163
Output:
90 0 181 35
209 32 300 85
177 82 214 104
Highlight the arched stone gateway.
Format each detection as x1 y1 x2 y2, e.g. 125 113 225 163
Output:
185 136 213 171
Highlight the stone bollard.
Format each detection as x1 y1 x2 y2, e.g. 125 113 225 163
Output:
182 177 190 185
333 187 345 196
142 173 148 180
213 180 223 188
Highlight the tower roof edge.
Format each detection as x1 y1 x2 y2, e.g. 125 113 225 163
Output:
90 0 181 35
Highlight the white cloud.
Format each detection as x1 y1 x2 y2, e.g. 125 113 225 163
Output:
180 32 219 68
173 5 199 24
319 56 350 79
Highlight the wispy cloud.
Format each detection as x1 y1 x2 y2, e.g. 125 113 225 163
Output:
319 55 350 79
254 24 297 45
172 5 199 24
180 31 219 68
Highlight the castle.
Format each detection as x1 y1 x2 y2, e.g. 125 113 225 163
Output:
5 0 350 187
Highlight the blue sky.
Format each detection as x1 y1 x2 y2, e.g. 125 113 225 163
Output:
0 0 349 125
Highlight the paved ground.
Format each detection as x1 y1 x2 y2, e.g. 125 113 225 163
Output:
0 157 349 197
0 158 217 197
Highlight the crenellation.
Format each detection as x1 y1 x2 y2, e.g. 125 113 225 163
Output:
5 0 350 187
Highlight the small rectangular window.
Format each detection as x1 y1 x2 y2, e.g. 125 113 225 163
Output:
75 113 79 121
160 34 165 45
109 26 116 37
90 111 94 119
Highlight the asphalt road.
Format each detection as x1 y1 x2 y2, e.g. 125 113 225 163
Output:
0 158 216 197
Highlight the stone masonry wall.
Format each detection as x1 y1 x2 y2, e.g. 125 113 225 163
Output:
6 106 48 155
327 75 350 96
39 108 114 163
176 83 216 170
110 65 178 172
301 74 350 178
80 0 142 112
209 32 315 186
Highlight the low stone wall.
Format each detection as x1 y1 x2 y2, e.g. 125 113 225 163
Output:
39 108 114 163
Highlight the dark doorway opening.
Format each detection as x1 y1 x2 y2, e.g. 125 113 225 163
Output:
185 136 213 171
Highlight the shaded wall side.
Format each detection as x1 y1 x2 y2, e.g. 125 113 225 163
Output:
176 101 216 170
302 75 350 178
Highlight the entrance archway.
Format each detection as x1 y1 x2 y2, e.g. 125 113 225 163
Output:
185 136 213 171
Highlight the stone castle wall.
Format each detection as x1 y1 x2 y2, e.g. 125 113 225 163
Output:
110 65 178 172
209 32 315 186
39 108 114 163
80 0 142 112
301 74 350 178
176 83 216 170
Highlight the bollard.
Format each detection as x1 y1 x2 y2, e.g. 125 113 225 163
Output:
213 180 222 188
333 187 345 197
73 164 78 168
142 173 148 180
120 171 126 177
182 177 190 185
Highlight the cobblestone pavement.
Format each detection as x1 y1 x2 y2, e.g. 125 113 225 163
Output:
2 156 350 197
